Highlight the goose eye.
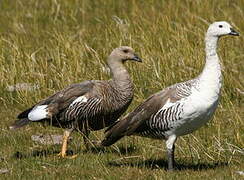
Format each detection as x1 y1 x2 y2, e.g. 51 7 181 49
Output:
123 49 129 53
219 25 223 28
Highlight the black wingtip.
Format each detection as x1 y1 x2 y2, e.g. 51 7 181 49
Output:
9 118 30 130
17 107 33 119
101 135 124 147
100 139 114 147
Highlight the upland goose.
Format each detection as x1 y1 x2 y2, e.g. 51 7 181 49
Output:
101 22 239 170
10 46 142 157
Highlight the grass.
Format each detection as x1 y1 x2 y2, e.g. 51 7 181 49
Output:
0 0 243 179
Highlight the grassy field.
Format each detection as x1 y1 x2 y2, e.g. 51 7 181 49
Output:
0 0 243 179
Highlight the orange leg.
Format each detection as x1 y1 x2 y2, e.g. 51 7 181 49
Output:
58 129 72 158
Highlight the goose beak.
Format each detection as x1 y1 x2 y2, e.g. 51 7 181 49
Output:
229 28 239 36
132 54 142 62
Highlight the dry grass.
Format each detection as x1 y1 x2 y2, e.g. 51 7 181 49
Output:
0 0 243 179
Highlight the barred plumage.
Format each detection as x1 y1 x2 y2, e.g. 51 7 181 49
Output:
101 22 239 170
10 46 142 158
135 82 189 139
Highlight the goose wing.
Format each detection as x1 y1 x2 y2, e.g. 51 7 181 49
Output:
102 81 194 146
17 80 96 121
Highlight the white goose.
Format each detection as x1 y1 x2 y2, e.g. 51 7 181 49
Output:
101 21 239 170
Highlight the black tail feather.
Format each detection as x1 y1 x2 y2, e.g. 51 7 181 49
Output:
104 120 120 133
101 135 123 146
9 118 30 130
101 119 129 146
17 107 34 119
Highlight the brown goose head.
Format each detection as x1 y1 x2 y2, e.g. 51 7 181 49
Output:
108 46 142 64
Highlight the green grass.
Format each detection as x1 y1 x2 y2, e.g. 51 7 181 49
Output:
0 0 243 179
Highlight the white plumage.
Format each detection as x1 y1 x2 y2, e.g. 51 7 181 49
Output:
101 21 239 170
70 96 88 107
28 105 48 121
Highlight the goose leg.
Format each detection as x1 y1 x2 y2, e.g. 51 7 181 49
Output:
167 144 175 170
80 120 101 150
58 129 73 158
81 119 93 150
82 126 101 149
166 135 177 171
83 129 91 150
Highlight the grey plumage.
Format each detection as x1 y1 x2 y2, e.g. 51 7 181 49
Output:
10 46 142 157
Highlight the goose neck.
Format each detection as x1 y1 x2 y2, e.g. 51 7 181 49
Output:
107 57 133 90
205 35 218 57
198 34 222 91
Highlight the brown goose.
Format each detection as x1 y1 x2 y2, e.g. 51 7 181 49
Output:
101 22 239 170
10 46 142 157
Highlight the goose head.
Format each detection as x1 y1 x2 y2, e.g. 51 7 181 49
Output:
207 21 239 37
109 46 142 63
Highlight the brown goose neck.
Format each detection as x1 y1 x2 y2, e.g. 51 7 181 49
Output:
107 57 133 91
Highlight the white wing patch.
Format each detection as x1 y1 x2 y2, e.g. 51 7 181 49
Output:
70 96 88 107
28 105 48 121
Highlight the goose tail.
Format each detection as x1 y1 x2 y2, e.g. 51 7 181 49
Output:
9 118 30 130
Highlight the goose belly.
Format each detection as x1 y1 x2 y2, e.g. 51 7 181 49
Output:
172 96 219 136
